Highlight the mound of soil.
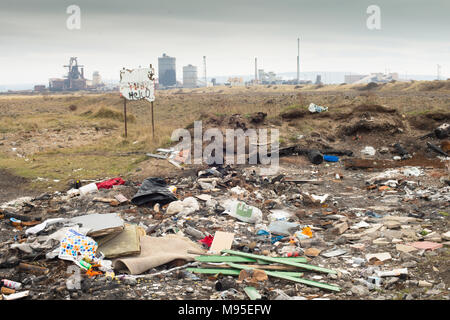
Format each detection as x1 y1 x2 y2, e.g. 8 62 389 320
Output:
408 112 450 131
337 104 404 136
281 108 308 120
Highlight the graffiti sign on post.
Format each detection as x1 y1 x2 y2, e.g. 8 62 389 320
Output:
119 67 155 102
119 65 156 138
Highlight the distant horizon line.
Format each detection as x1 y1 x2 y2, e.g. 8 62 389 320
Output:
0 72 446 88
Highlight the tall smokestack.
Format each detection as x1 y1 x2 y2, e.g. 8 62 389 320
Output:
297 38 300 84
203 56 207 87
255 57 257 84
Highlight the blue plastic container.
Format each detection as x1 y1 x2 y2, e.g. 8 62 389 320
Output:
323 155 339 162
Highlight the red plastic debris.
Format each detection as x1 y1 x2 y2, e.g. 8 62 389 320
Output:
199 235 214 248
96 178 125 190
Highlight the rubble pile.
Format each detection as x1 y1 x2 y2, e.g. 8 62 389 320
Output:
0 122 449 301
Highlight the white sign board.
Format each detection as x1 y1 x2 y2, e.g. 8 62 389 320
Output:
120 67 155 102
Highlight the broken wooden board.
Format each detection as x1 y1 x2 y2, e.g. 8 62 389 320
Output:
227 262 340 292
283 178 323 184
70 213 124 238
344 158 446 170
222 249 337 274
187 267 304 278
209 231 235 254
200 263 302 271
195 255 307 264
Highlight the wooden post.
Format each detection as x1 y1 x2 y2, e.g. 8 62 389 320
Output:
123 98 127 138
151 100 155 139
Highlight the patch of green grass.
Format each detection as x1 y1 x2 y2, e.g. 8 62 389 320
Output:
281 104 308 113
0 137 148 191
88 106 136 123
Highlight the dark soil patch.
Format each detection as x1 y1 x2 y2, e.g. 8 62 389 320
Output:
408 112 450 131
0 169 37 203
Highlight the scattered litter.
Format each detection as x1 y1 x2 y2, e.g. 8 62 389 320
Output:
223 200 262 224
209 231 234 254
308 103 328 113
131 177 178 206
408 241 443 251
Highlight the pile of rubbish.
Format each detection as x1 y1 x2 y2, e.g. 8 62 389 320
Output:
0 123 449 301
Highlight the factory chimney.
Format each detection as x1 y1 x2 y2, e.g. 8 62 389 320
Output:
297 38 300 84
203 56 207 87
255 57 258 84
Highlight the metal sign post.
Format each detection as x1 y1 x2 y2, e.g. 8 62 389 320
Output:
151 100 155 139
119 65 156 139
123 98 127 137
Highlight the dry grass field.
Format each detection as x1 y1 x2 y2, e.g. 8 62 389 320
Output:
0 80 449 194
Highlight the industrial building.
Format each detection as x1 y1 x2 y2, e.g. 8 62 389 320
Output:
258 69 282 84
92 71 102 87
227 77 244 86
344 74 366 84
158 53 176 87
33 85 46 92
49 57 87 91
183 64 198 88
345 73 399 84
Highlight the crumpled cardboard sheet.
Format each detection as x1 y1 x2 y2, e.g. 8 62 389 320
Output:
70 213 124 237
97 224 145 258
113 234 205 275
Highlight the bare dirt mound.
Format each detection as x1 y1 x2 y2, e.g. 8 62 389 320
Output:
201 112 267 131
408 112 450 131
337 104 404 136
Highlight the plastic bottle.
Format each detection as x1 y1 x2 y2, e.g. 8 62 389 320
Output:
1 279 22 290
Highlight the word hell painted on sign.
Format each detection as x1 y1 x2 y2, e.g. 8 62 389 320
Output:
119 67 155 102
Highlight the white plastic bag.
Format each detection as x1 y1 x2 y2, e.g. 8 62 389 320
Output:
223 200 262 224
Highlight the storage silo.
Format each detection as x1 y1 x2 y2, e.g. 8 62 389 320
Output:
183 64 197 88
158 53 176 87
92 71 102 87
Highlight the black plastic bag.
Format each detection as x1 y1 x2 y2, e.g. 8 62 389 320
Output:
131 177 177 206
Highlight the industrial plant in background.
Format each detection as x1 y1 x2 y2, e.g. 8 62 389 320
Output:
158 53 177 88
183 64 198 88
48 57 104 92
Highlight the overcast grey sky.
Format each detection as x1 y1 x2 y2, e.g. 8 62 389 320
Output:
0 0 449 84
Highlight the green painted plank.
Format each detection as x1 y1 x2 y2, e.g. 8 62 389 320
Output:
195 255 307 264
222 249 337 274
187 267 304 278
186 268 241 276
227 262 340 292
244 287 262 300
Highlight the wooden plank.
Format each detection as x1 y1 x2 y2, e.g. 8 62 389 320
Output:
200 263 300 271
222 249 337 274
227 262 340 292
195 255 307 264
187 267 304 278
